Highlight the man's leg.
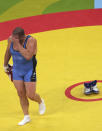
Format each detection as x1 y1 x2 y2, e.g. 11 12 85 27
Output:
13 80 30 125
24 82 46 115
24 82 41 104
13 80 29 115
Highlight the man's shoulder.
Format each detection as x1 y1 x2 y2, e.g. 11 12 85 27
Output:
8 36 13 42
28 36 37 43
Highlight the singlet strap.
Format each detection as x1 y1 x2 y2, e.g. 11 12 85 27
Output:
23 35 31 48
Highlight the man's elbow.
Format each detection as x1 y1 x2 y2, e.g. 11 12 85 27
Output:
25 55 32 60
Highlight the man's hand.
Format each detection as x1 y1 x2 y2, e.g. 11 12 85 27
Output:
4 65 9 73
4 64 12 73
4 64 13 81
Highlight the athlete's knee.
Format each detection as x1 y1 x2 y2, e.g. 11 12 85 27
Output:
17 89 26 97
27 92 36 100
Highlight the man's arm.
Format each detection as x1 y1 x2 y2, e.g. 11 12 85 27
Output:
19 37 37 60
4 37 12 66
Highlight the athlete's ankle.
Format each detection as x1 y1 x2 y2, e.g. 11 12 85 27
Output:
24 114 30 117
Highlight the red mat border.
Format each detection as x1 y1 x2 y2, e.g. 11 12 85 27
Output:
0 9 102 41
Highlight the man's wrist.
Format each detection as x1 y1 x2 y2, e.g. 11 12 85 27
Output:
4 64 9 72
4 64 8 68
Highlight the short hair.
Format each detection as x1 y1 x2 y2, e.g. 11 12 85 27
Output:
12 27 25 38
